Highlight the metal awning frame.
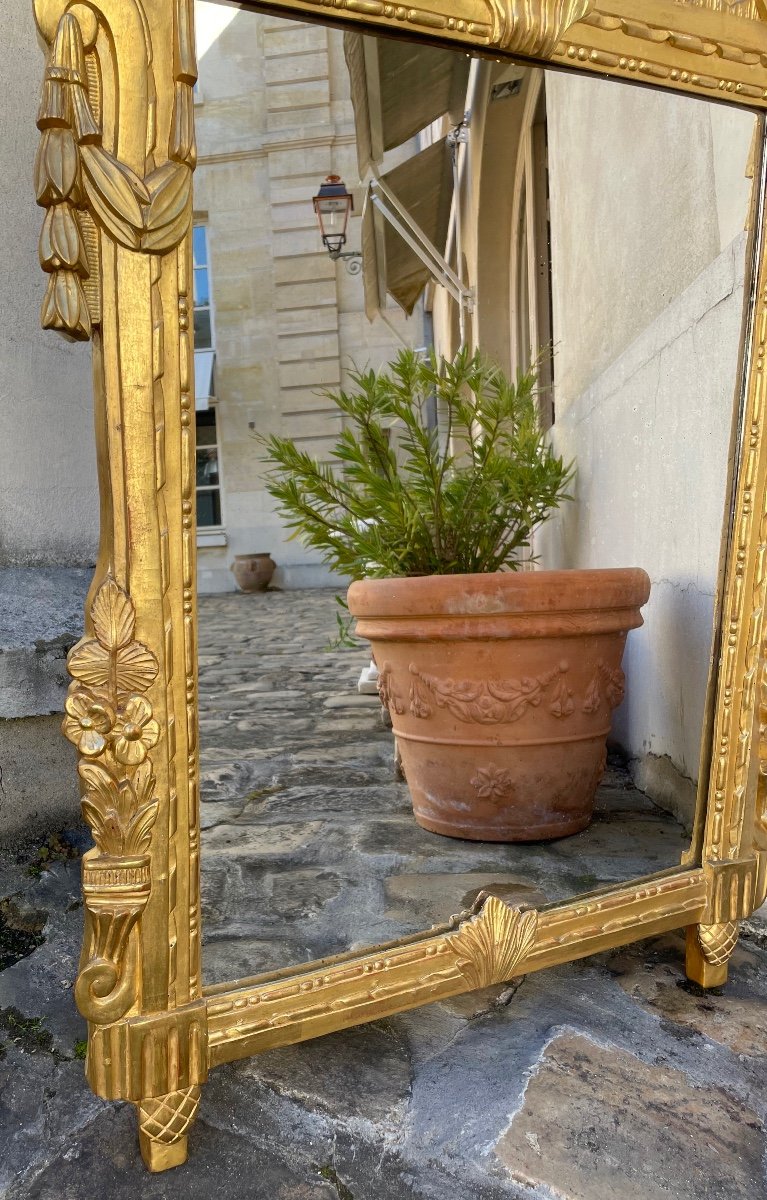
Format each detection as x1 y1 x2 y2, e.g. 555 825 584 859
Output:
368 168 474 316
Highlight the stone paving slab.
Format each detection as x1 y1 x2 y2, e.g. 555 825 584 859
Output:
0 588 765 1198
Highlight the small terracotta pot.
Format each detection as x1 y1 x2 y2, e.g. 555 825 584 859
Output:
347 568 650 842
230 553 276 593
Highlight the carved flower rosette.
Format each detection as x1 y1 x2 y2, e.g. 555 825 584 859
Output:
64 578 160 1023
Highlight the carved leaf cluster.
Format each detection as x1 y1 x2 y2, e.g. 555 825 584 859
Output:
80 760 158 857
377 664 405 715
64 579 160 860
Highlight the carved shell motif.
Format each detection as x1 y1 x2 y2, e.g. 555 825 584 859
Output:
487 0 594 55
450 897 538 990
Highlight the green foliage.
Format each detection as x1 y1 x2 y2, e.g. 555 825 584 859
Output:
259 348 573 579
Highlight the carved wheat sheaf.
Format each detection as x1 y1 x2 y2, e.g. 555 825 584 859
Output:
65 579 161 1024
450 897 538 989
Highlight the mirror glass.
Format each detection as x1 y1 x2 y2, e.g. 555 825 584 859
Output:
191 3 759 986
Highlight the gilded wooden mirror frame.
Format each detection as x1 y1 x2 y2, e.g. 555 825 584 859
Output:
32 0 767 1172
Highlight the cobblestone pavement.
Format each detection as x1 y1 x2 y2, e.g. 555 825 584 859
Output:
1 588 766 1198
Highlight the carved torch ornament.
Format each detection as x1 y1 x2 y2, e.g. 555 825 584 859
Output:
65 580 161 1023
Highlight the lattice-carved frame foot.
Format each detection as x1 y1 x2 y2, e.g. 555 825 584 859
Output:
33 0 767 1174
138 1087 201 1172
685 922 739 990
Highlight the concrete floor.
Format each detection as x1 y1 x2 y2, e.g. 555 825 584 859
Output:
0 589 766 1198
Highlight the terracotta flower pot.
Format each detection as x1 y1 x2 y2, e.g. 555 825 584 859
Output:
230 553 276 593
347 568 651 842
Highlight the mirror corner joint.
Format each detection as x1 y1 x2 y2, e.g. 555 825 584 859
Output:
32 0 767 1173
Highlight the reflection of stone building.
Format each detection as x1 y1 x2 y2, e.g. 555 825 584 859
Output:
343 45 754 824
192 2 423 591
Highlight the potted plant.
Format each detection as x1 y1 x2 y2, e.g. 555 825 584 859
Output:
260 349 650 841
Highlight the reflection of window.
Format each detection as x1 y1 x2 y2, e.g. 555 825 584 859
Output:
193 225 214 350
196 409 222 527
513 78 554 428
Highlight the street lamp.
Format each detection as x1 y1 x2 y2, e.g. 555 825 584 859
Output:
312 175 362 271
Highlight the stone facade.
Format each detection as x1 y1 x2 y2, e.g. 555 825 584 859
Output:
193 3 421 593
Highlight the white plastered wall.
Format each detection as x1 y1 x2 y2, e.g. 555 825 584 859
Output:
0 0 97 568
539 73 756 823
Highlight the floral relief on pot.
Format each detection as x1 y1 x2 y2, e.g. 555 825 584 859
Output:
398 658 628 725
407 661 574 724
378 663 406 715
471 765 515 804
582 660 626 713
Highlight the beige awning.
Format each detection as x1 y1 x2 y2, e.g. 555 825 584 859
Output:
363 138 453 318
344 33 469 175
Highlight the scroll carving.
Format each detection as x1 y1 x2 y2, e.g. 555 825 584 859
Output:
66 579 161 1024
36 4 196 340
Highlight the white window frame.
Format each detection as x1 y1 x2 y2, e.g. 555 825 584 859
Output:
193 222 216 352
509 73 554 429
195 406 225 539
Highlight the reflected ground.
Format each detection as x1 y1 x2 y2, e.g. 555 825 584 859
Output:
198 590 689 987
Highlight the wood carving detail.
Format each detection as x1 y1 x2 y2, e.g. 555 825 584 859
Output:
449 897 538 988
138 1086 201 1152
36 6 196 340
697 920 739 967
66 579 161 1024
488 0 593 54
